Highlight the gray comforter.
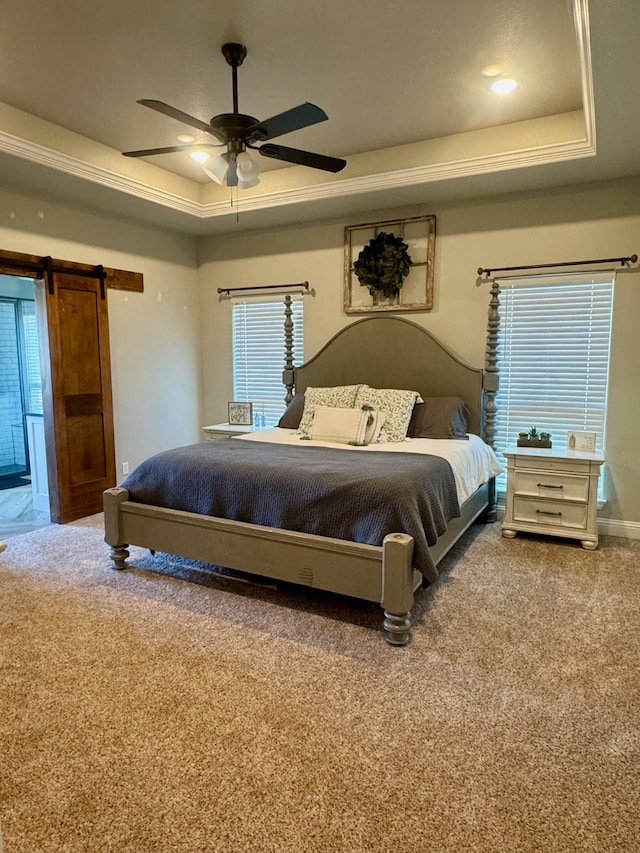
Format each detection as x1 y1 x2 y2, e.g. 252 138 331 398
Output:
121 438 460 582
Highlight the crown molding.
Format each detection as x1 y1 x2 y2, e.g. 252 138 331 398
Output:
0 123 596 225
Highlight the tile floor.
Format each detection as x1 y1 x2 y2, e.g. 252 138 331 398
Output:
0 484 52 539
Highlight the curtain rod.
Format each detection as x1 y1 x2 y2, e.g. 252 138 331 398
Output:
478 254 637 278
217 281 310 296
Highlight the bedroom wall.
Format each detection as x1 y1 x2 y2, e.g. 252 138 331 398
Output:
0 186 201 476
198 176 640 532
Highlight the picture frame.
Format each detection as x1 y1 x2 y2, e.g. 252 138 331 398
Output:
344 214 436 314
228 401 253 426
567 430 597 453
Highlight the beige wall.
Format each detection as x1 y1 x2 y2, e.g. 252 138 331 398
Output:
2 177 638 528
0 187 201 476
198 177 640 527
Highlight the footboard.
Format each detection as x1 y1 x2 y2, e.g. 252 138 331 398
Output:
104 487 420 645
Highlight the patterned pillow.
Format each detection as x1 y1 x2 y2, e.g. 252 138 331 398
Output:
354 386 420 442
297 385 362 437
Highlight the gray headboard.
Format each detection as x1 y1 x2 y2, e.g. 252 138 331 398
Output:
292 316 485 436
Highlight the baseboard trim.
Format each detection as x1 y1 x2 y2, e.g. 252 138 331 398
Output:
597 518 640 540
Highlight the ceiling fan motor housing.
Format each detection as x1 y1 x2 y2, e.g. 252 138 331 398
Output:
209 113 263 144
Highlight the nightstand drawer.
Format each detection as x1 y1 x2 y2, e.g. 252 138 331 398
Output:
514 456 591 474
512 470 589 502
512 497 588 530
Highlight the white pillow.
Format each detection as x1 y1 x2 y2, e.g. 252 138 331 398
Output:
354 386 420 442
308 406 386 446
297 385 362 438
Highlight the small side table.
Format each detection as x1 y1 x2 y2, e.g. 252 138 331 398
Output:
502 446 604 549
202 422 267 441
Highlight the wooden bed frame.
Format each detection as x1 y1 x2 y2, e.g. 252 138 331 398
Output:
104 316 496 645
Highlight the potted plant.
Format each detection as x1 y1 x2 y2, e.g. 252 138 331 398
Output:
517 427 552 448
353 231 412 304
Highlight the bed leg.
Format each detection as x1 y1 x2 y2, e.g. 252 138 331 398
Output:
109 545 130 570
104 487 131 570
383 611 412 646
381 533 415 646
480 477 497 523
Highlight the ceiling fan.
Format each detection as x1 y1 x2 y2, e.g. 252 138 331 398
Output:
123 43 347 188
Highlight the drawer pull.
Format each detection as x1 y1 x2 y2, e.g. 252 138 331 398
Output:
536 509 563 517
537 482 564 490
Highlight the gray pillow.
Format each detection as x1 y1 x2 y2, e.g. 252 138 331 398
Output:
407 397 470 439
277 393 306 429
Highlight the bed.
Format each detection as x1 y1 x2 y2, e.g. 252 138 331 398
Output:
104 316 500 645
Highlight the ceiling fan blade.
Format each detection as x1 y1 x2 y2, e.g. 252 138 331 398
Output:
258 143 346 173
246 102 328 142
137 99 226 142
122 143 219 158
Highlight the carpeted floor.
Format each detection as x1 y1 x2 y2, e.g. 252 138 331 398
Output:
0 516 638 852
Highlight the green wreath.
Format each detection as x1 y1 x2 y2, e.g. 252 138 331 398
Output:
353 231 412 299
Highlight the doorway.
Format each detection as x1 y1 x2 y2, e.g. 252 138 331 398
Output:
0 274 51 538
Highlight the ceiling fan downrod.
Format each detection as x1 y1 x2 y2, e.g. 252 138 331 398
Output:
221 43 247 116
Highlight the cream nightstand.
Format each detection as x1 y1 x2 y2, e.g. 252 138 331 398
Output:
502 447 604 549
202 422 267 440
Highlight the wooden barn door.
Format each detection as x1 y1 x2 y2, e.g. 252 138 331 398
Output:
36 270 116 523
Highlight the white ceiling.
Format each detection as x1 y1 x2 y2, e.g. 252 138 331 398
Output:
0 0 638 235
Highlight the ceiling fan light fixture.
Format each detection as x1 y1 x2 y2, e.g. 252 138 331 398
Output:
203 152 230 185
236 150 261 188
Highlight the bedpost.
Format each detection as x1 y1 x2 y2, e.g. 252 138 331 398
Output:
283 294 295 404
103 487 130 570
483 278 500 448
381 533 415 646
482 279 500 522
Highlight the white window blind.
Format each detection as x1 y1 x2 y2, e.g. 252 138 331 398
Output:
232 297 304 427
494 273 614 492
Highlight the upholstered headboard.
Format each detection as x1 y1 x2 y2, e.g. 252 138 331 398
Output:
291 316 485 436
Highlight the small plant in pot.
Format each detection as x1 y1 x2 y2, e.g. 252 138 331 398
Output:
517 427 552 448
353 231 412 304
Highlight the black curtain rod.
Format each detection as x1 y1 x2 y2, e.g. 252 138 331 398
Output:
478 254 637 278
217 281 310 295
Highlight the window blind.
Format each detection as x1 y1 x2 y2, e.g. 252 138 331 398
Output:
494 273 614 492
232 297 304 427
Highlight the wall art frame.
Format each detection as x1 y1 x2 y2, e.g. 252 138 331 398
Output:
343 214 436 314
228 401 253 426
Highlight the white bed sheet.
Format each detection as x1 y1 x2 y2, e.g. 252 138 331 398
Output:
237 428 502 506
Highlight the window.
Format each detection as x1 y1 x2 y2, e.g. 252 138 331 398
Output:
494 273 614 493
232 297 304 427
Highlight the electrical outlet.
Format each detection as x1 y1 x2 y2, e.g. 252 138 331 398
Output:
121 461 129 475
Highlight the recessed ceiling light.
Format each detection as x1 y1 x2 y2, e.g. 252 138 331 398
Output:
189 150 210 163
481 64 502 78
177 134 195 143
490 78 518 94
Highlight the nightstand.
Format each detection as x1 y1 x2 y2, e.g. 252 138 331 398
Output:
502 447 604 549
202 422 266 440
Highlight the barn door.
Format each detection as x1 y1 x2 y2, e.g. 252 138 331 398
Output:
36 271 116 523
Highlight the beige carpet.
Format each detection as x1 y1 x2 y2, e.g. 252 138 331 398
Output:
0 516 638 853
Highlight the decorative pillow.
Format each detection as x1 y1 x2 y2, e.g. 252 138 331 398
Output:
308 406 369 444
353 386 420 443
308 406 386 445
361 407 386 445
407 396 470 439
297 385 362 437
277 393 306 429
